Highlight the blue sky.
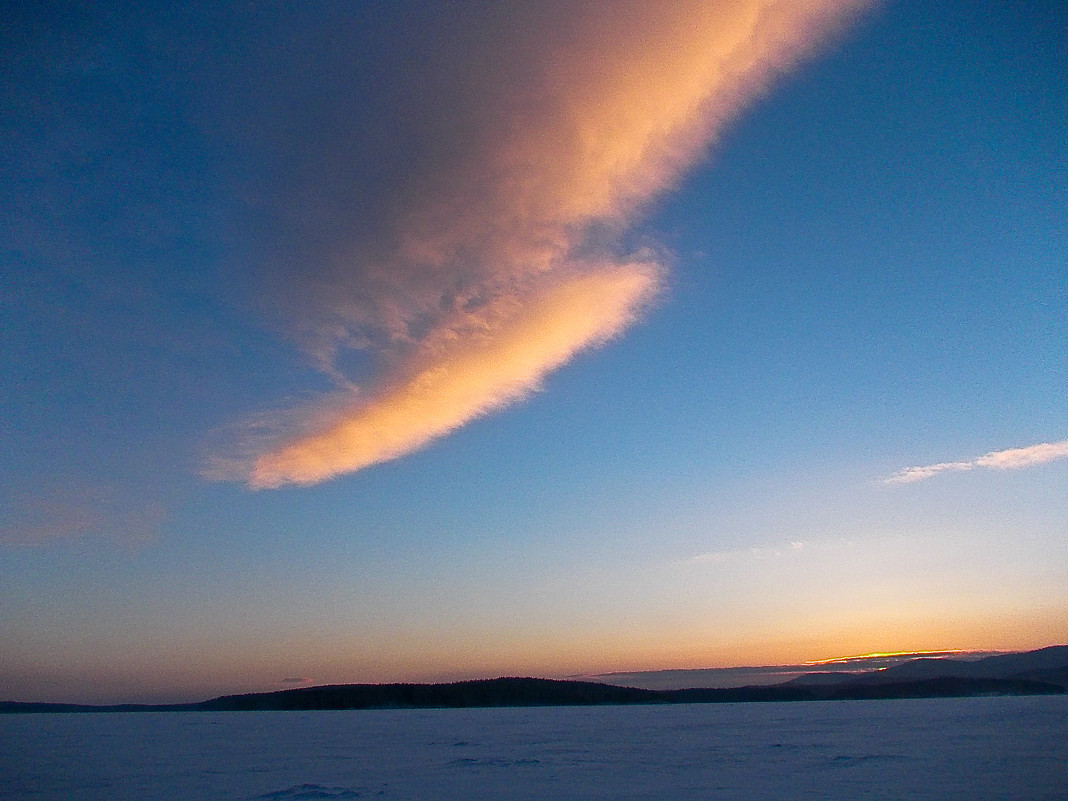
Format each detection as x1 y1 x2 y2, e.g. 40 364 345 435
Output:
2 0 1066 704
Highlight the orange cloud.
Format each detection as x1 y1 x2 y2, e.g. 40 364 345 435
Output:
246 265 659 488
209 0 872 487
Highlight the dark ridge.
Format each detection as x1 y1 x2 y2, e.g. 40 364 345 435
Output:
0 701 200 714
667 676 1063 704
824 676 1065 700
4 645 1066 713
1018 666 1068 688
197 677 663 711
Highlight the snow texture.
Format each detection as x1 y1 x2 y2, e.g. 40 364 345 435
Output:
2 696 1066 800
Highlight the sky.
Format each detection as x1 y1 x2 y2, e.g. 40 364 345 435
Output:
2 0 1065 705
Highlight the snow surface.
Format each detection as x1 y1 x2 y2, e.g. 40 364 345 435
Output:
2 696 1066 800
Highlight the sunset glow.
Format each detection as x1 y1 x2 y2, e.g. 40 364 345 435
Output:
2 1 1065 705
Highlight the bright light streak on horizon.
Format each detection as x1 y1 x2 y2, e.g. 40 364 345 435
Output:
803 649 1002 666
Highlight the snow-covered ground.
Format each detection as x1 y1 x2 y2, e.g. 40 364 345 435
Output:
3 696 1066 800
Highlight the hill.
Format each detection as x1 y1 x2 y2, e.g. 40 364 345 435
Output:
838 645 1068 689
3 646 1065 713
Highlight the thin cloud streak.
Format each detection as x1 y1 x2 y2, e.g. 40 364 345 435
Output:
885 440 1068 484
883 461 975 485
686 540 807 567
209 0 872 487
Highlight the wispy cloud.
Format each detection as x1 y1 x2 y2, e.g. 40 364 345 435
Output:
207 0 871 488
0 484 165 548
686 540 807 567
883 461 975 485
885 440 1068 484
974 441 1068 470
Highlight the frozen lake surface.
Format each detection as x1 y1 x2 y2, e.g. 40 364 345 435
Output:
3 696 1066 800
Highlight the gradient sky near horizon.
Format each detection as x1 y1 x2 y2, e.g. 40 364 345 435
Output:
3 0 1066 704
